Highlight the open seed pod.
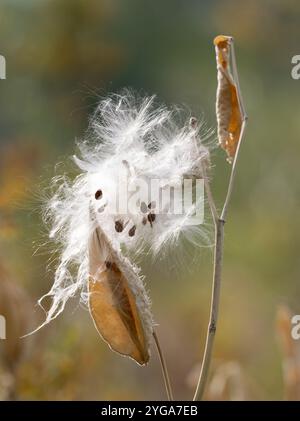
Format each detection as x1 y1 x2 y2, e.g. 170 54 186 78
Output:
214 35 243 163
88 225 153 365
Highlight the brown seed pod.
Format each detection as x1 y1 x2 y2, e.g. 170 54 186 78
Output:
88 226 153 365
214 35 243 163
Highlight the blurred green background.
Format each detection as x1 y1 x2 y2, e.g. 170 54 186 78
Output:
1 0 300 400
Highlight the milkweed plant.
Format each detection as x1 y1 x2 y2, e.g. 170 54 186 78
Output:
30 35 248 401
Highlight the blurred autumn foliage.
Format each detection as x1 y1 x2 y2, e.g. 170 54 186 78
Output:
276 306 300 400
1 0 300 400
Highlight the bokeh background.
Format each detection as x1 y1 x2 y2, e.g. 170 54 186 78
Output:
1 0 300 400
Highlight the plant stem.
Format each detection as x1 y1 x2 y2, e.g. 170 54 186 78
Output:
153 330 174 401
193 118 247 401
193 217 224 400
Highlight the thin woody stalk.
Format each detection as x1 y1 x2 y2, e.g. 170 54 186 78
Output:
153 330 174 401
193 35 247 401
192 150 237 401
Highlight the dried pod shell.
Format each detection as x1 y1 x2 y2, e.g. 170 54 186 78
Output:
214 35 242 162
88 226 152 365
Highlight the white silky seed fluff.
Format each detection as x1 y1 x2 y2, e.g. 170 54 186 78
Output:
37 92 212 328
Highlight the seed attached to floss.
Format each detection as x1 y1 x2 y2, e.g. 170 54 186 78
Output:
115 220 124 233
140 201 148 214
128 225 136 237
148 201 156 209
105 261 112 270
95 189 103 200
148 213 156 227
142 216 147 225
190 117 198 129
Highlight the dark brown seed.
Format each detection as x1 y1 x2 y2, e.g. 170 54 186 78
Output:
148 201 156 209
105 261 112 269
140 201 148 214
95 189 103 200
115 220 124 233
148 213 156 223
142 216 147 225
190 117 197 128
128 225 136 237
